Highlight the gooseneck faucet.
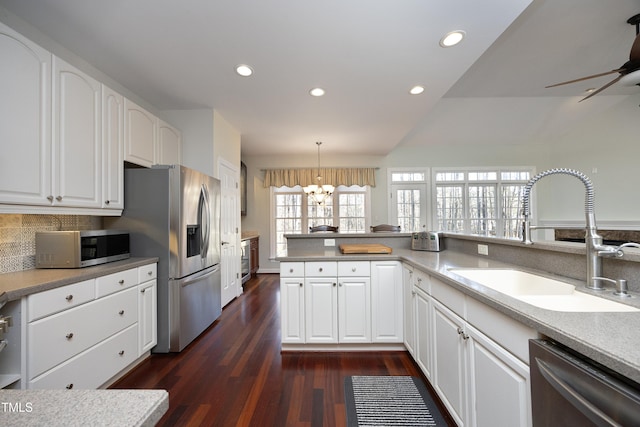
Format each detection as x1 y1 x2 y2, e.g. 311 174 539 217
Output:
521 168 619 290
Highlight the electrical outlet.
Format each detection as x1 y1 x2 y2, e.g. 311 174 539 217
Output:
477 244 489 256
324 239 335 247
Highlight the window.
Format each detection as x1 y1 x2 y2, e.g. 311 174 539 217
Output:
272 186 370 257
433 168 533 238
388 168 429 232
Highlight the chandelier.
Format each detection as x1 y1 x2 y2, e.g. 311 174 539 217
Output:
303 142 335 205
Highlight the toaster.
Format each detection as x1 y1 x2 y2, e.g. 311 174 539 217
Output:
411 231 443 252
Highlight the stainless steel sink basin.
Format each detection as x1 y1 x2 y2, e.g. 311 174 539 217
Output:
448 268 639 312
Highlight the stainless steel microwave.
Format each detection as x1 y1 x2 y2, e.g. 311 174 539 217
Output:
36 230 130 268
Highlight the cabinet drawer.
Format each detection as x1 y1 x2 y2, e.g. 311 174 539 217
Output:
28 287 138 379
28 279 95 322
29 324 138 390
431 276 466 318
280 262 304 277
138 263 157 283
338 261 370 277
305 262 337 277
95 267 138 298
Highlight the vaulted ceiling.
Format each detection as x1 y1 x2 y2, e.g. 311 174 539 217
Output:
1 0 638 157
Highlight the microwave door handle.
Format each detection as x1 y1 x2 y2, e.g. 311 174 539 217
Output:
536 358 621 427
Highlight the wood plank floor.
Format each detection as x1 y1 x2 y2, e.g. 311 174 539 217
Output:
111 273 455 426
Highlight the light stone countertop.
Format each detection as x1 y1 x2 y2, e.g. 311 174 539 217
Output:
278 247 640 384
0 257 159 301
0 389 168 426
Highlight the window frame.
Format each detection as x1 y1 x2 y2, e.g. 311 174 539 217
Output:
387 167 431 232
270 185 371 258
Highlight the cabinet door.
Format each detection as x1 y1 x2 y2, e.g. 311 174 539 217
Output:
415 288 432 381
338 277 371 343
305 277 338 343
402 264 415 355
157 119 181 165
432 298 467 427
371 261 403 343
0 22 52 206
52 56 102 208
280 278 305 343
124 98 156 167
102 85 124 209
467 324 531 427
138 279 158 355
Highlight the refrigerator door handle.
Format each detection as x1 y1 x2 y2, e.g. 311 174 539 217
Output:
180 265 220 288
198 184 211 260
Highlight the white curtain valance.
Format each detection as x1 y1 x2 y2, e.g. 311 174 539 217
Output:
263 168 376 188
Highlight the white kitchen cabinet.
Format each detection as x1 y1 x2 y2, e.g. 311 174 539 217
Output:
157 119 182 165
414 286 432 381
102 85 124 210
402 264 415 356
138 264 157 355
0 22 52 207
432 297 468 426
280 262 306 344
371 261 403 343
337 261 371 343
467 323 531 427
52 56 102 208
124 98 156 168
305 277 338 343
26 262 157 389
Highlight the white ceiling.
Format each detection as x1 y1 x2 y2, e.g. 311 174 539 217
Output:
1 0 639 157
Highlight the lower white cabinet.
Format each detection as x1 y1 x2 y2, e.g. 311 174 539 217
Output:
26 263 157 389
337 275 371 343
305 277 338 343
280 277 305 344
371 261 403 343
402 264 415 356
407 267 535 427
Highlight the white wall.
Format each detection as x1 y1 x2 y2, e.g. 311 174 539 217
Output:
163 109 215 176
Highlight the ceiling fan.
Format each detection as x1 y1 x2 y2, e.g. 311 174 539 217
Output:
546 13 640 101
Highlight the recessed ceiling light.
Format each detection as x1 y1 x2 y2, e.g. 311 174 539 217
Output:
585 88 596 93
235 64 253 77
440 30 465 47
409 85 425 95
310 87 325 97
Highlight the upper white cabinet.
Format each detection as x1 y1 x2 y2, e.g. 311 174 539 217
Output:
124 98 156 168
0 22 52 206
52 56 102 208
102 85 124 210
157 119 181 165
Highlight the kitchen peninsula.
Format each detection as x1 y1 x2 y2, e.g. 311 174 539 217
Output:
278 232 640 426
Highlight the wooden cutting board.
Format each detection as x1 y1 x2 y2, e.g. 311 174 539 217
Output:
339 244 392 254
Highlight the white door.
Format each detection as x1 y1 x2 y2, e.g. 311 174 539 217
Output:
219 159 240 308
337 277 371 343
305 277 338 343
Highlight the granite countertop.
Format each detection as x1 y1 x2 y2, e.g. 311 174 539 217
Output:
278 248 640 384
0 257 159 301
0 389 168 426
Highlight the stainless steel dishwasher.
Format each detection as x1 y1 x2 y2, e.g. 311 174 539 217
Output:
529 339 640 427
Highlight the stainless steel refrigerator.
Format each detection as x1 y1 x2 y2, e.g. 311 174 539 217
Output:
106 165 221 352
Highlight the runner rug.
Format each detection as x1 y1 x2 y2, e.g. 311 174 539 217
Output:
344 375 447 426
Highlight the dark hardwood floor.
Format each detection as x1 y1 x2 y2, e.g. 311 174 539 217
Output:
111 273 455 426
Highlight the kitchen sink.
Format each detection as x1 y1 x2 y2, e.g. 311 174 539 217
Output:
448 268 639 313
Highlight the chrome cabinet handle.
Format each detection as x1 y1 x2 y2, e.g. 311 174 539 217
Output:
319 267 323 272
105 200 110 205
47 195 53 202
299 283 303 287
66 383 74 389
65 294 73 301
56 196 62 201
66 333 74 340
119 310 125 315
333 282 336 287
119 350 125 356
289 268 294 273
118 279 125 285
457 327 469 340
141 288 146 294
351 267 356 272
147 270 153 276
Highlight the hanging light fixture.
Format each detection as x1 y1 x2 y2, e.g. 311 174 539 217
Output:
303 142 335 205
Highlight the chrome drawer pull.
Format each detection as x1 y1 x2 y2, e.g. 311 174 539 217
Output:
141 288 146 294
66 333 74 340
65 294 73 302
319 267 323 272
118 279 125 285
352 267 356 272
119 310 125 315
66 383 73 389
289 268 294 273
119 350 125 356
147 270 153 276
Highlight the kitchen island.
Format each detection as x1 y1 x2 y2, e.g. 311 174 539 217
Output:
0 389 168 426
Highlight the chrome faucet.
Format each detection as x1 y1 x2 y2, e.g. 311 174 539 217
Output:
521 168 619 290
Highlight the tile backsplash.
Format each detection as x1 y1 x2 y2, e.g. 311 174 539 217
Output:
0 214 102 273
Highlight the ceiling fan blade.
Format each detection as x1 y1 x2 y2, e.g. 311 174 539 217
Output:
579 74 624 102
630 33 640 62
545 69 623 88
